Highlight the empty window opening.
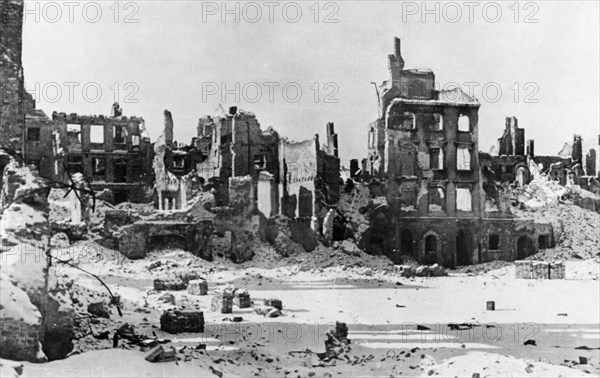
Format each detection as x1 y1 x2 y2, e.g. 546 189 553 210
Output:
92 157 106 176
113 125 127 144
538 235 550 249
428 187 445 212
430 148 444 170
131 135 140 147
488 234 500 250
457 147 471 170
458 115 470 132
114 160 127 183
90 125 104 144
254 154 267 170
67 155 83 174
402 112 416 130
27 127 40 142
173 157 185 169
456 188 472 211
368 127 375 148
67 124 81 144
432 113 443 130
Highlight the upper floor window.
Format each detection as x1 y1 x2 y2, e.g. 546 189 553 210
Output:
456 188 472 211
92 157 106 176
432 113 443 130
90 125 104 144
457 146 471 170
458 115 470 132
402 112 416 130
113 125 128 144
67 124 81 144
27 127 40 142
430 148 444 170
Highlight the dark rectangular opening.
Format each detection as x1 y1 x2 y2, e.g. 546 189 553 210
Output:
66 155 83 174
92 157 106 176
538 235 550 249
27 127 40 141
488 234 500 250
114 160 127 183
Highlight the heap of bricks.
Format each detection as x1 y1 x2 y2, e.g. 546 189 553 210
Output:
515 260 565 279
160 310 204 333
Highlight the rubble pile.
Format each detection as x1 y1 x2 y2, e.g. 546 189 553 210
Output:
513 202 600 261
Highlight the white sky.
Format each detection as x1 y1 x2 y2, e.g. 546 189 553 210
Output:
22 1 600 165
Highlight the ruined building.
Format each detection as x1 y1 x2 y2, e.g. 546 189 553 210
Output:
360 38 553 266
50 107 154 203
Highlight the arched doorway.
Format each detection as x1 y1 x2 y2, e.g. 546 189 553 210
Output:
424 234 438 264
400 229 415 258
516 236 534 259
456 230 472 266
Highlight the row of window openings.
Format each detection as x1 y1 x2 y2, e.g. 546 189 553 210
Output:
367 115 470 148
65 124 139 146
398 147 471 173
430 187 472 212
404 187 473 212
401 113 470 131
67 157 128 182
487 234 550 251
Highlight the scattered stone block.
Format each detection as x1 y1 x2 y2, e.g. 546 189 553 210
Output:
153 278 186 291
87 301 110 319
160 310 204 334
211 289 234 314
234 290 251 308
187 279 208 296
145 345 177 362
264 298 282 311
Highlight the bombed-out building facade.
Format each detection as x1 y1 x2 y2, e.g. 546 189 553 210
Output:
359 38 555 267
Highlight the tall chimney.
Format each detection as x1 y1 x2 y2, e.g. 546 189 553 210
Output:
394 37 401 59
164 110 173 148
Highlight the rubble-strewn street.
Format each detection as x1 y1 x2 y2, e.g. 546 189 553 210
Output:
2 0 600 377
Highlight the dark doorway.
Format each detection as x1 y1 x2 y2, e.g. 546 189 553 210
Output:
517 236 534 259
456 230 472 266
400 229 414 258
114 160 127 183
424 234 438 264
